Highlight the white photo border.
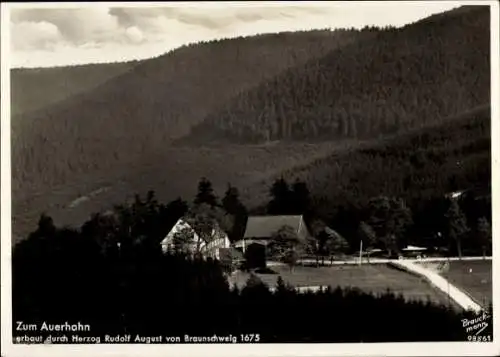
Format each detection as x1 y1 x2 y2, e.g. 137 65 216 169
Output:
1 1 499 356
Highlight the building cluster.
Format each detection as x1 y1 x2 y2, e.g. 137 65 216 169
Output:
160 214 315 267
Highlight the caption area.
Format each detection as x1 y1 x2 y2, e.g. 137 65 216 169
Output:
15 333 261 344
14 321 260 343
15 314 494 343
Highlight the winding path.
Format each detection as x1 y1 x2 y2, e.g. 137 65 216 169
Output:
391 259 484 313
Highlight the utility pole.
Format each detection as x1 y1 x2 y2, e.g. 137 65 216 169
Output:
447 255 451 310
359 240 363 266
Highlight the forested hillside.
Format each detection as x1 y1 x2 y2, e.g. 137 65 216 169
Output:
245 105 491 217
184 6 490 144
11 29 374 194
11 61 138 116
10 6 492 242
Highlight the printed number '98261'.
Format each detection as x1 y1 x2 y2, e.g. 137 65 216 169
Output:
468 335 491 342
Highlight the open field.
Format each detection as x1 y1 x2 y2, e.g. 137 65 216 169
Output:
230 263 457 308
436 260 492 308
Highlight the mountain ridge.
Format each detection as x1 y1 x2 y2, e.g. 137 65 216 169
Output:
11 61 139 116
11 28 377 196
181 5 489 144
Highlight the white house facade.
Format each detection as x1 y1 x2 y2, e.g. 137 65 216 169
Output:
160 218 231 260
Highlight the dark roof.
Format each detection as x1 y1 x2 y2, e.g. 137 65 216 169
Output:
243 215 310 240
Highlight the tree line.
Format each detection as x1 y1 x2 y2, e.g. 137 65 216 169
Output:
16 169 492 269
257 176 491 270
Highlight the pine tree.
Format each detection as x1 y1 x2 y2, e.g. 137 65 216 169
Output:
194 177 218 207
267 177 292 214
162 198 189 235
222 184 248 241
34 213 57 238
444 200 469 259
242 273 269 298
291 179 311 214
222 184 243 215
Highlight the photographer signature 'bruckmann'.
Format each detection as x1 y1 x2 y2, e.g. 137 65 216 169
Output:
16 321 90 332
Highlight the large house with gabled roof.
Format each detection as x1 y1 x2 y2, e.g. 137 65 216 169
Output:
234 215 311 253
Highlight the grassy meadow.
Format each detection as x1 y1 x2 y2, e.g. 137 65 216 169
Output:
230 263 458 308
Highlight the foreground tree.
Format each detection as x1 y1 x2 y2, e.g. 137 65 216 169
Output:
241 274 271 301
189 202 232 237
444 200 469 259
268 225 304 272
324 230 350 264
172 227 195 255
30 213 57 239
275 275 296 297
81 212 119 253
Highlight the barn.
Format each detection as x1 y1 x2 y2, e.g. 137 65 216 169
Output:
234 215 311 268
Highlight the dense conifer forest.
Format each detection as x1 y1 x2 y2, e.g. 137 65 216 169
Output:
184 6 489 143
257 105 491 212
11 29 369 193
10 61 138 116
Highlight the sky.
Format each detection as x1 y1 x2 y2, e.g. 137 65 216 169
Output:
8 2 462 68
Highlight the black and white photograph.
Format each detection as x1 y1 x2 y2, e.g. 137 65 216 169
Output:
1 1 499 356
